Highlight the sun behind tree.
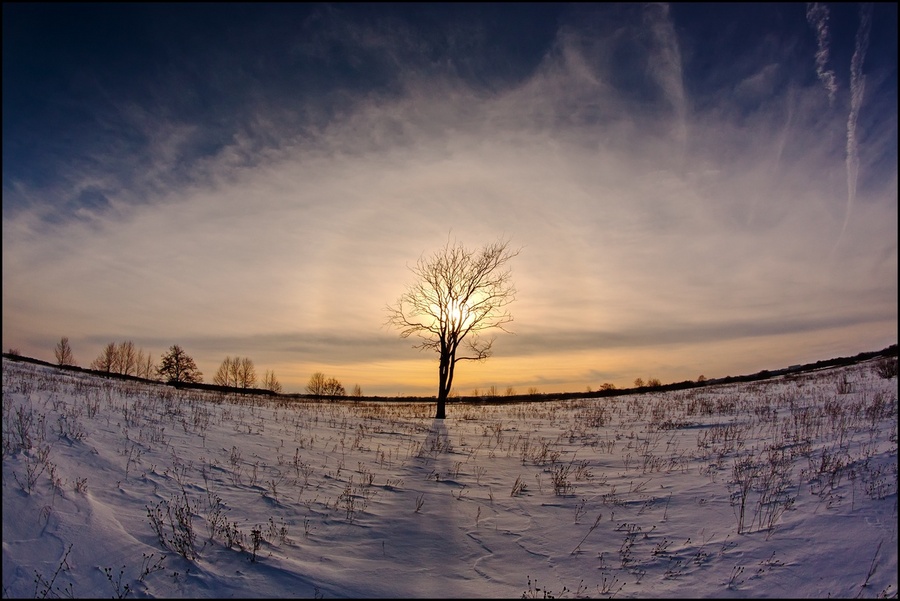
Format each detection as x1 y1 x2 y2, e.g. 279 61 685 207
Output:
386 237 519 419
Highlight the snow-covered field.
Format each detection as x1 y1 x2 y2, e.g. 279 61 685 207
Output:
2 357 897 598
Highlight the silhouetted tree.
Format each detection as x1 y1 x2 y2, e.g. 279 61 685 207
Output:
214 356 238 387
324 377 345 400
237 357 256 388
54 337 76 366
386 237 519 419
306 371 327 396
262 370 283 393
305 372 345 399
157 345 203 384
213 356 256 388
119 340 137 376
136 349 156 379
89 341 147 375
91 342 119 373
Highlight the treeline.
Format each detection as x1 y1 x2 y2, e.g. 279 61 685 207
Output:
44 338 283 393
5 341 896 401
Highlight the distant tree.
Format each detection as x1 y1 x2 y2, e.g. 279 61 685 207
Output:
237 357 256 389
600 382 616 391
119 341 137 376
306 371 327 396
90 341 145 375
212 356 256 388
214 356 238 387
54 337 76 366
324 377 345 400
135 349 157 379
91 342 119 373
697 375 707 383
325 378 347 400
351 384 363 398
157 345 203 384
505 386 516 397
647 378 662 388
7 348 21 355
386 237 519 419
633 378 645 388
527 386 539 396
262 370 283 393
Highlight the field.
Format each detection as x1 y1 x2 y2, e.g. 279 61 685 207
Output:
2 357 897 598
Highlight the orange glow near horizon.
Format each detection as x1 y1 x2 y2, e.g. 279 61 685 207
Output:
260 320 897 397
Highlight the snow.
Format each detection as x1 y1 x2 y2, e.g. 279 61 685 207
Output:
2 357 897 598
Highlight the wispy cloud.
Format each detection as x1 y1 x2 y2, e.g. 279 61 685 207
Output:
806 2 838 104
836 2 874 255
2 4 896 394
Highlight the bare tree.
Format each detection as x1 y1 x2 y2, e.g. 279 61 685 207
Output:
306 371 327 396
212 356 256 388
324 377 345 400
89 341 144 375
305 372 344 399
386 237 519 419
237 357 257 389
157 345 203 384
54 337 76 366
119 341 137 376
262 370 283 393
214 356 238 387
136 349 156 379
91 342 119 373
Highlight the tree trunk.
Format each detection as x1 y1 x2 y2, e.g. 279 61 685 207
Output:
436 350 450 419
436 391 447 419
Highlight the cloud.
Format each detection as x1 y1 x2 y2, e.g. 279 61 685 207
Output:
2 4 896 393
836 2 873 255
806 2 839 104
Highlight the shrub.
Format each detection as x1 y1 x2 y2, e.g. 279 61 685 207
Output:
873 356 898 379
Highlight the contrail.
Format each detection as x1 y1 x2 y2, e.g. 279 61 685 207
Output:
834 3 872 255
806 3 838 104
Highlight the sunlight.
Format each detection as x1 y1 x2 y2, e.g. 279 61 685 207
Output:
446 298 473 329
427 297 476 332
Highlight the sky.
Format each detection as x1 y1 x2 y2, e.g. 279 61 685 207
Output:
2 3 897 396
2 356 897 598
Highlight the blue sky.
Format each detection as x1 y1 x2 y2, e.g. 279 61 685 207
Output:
3 3 897 395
